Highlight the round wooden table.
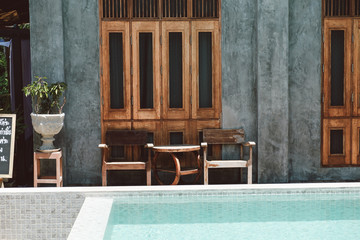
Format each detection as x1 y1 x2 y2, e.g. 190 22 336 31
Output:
152 145 202 185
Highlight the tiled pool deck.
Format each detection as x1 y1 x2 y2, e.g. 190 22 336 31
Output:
1 183 360 239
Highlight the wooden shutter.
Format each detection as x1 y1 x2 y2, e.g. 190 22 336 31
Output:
161 21 190 120
132 21 161 120
323 19 352 117
101 22 131 120
191 21 221 119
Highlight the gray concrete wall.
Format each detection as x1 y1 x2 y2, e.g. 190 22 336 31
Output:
30 0 101 185
221 0 258 182
61 0 101 185
256 0 289 183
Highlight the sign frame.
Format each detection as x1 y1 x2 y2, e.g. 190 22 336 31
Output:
0 114 16 178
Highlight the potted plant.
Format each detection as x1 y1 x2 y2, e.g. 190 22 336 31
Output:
23 76 67 152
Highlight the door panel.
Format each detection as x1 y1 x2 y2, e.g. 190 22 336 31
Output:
132 22 161 120
191 21 221 119
323 19 352 117
322 118 351 166
101 22 131 120
353 19 360 116
162 21 190 120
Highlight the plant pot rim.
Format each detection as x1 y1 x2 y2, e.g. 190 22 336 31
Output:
31 112 65 116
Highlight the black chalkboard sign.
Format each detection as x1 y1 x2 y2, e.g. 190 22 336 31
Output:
0 114 16 178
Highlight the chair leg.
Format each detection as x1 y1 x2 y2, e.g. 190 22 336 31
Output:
204 161 209 185
247 165 252 184
247 146 253 184
102 163 107 186
146 163 151 186
240 168 243 184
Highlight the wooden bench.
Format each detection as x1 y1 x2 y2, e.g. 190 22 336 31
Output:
201 129 256 184
98 130 153 186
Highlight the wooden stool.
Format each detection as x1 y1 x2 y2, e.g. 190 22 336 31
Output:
34 151 63 187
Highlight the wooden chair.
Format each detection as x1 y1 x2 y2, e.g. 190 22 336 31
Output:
201 129 256 184
98 130 153 186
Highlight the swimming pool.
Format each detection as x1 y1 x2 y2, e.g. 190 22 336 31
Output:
100 185 360 240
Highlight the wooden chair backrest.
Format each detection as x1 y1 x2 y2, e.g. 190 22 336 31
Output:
106 130 147 146
203 129 245 144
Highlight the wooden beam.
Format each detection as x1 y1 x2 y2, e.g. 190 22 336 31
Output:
0 28 29 38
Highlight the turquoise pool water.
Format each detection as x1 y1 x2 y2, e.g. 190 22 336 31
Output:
104 190 360 239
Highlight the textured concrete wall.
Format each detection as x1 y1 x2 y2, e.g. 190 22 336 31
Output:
30 0 101 185
62 0 101 185
221 0 257 182
29 1 65 83
257 0 289 183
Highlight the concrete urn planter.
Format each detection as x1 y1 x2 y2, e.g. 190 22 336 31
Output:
31 113 65 152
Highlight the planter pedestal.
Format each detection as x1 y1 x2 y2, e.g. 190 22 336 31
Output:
33 150 63 187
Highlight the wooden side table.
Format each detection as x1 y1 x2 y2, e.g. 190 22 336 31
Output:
152 145 202 185
33 150 63 187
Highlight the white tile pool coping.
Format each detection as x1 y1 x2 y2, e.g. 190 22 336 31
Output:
2 182 360 194
67 198 114 240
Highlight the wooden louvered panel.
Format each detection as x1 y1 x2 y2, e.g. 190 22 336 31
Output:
324 0 351 17
133 0 159 18
162 0 188 18
103 0 129 18
355 0 360 16
101 0 220 19
193 0 218 18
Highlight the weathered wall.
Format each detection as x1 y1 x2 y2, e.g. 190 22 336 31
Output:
256 0 289 183
221 0 257 182
61 0 101 185
30 0 101 185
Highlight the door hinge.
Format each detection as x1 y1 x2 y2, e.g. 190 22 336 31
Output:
101 67 103 76
160 65 163 75
160 96 163 105
190 95 192 105
322 64 324 73
352 92 354 103
131 96 134 106
130 35 132 45
190 65 192 75
190 35 192 45
131 66 133 75
352 63 354 73
160 35 162 45
102 96 104 106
